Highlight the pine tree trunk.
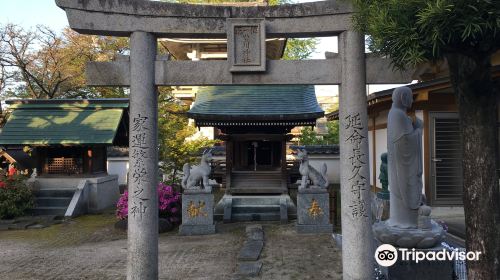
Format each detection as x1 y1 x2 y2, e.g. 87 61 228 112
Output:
447 53 500 279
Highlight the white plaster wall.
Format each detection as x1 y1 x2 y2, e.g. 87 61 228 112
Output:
295 154 340 184
107 157 128 185
188 126 214 141
309 155 340 184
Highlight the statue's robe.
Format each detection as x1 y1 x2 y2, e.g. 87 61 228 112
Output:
387 107 423 229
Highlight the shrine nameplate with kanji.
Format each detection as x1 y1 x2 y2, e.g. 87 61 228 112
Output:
227 18 266 72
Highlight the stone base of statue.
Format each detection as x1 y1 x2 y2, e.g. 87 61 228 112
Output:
296 188 333 234
179 190 215 235
379 246 454 280
373 220 445 248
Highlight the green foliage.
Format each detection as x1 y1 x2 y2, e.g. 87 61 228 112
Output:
298 120 339 145
323 121 339 144
0 172 34 219
158 90 218 183
282 38 318 60
353 0 500 69
298 126 318 145
0 24 130 99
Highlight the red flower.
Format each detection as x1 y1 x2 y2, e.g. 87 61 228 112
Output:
0 181 6 189
8 167 16 176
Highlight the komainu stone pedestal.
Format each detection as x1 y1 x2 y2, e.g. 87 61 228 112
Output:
296 189 333 234
179 192 215 235
380 246 454 280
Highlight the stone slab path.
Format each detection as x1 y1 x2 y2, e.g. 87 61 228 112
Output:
0 213 342 280
235 225 265 277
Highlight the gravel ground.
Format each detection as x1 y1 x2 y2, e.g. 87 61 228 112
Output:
0 213 342 280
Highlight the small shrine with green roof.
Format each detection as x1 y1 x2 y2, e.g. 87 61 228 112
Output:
0 99 128 217
0 99 129 176
188 85 324 221
189 85 323 194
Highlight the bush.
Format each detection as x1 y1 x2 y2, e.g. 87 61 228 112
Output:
116 182 182 225
0 171 34 219
157 182 181 224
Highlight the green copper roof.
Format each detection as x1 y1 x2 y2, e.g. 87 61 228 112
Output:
187 85 324 121
0 100 127 146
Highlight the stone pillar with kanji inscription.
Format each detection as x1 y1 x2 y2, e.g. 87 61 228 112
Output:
339 30 374 279
127 31 159 280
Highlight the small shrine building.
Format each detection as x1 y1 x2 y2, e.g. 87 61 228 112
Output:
188 85 324 195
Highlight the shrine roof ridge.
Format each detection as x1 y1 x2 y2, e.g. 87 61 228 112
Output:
187 85 324 121
5 98 129 110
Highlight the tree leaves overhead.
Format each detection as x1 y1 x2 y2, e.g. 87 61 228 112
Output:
353 0 500 69
0 24 129 99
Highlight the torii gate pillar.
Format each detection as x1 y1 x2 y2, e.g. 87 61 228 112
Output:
127 31 159 280
339 30 374 279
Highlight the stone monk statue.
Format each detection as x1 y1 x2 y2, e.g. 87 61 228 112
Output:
387 86 423 229
373 86 445 248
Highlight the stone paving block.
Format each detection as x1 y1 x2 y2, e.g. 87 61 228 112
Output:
245 224 262 233
236 261 263 277
238 240 264 261
245 225 263 241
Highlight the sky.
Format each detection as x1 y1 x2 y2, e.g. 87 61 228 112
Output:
0 0 401 96
0 0 69 31
0 0 338 56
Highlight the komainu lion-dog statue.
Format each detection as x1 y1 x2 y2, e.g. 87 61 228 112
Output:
296 148 328 190
182 150 213 193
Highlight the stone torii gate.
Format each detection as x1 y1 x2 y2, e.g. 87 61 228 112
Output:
56 0 413 279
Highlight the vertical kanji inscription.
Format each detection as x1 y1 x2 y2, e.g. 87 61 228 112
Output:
130 113 150 219
344 113 368 219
